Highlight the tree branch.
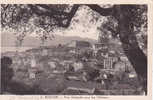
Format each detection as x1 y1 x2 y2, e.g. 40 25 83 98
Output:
36 4 69 16
86 4 114 16
29 4 80 28
60 4 80 27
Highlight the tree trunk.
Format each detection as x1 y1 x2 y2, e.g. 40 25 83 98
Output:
117 6 147 94
87 4 147 94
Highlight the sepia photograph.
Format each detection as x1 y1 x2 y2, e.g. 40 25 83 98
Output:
0 4 148 95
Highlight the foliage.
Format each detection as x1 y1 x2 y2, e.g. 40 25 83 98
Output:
1 4 76 45
1 4 147 47
1 4 148 93
98 5 147 54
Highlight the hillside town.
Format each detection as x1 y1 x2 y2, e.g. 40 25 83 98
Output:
1 37 143 95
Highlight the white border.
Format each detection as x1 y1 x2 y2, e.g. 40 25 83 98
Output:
0 0 153 100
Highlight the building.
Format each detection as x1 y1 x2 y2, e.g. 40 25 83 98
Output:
65 40 92 57
66 40 91 49
93 43 107 50
103 57 118 69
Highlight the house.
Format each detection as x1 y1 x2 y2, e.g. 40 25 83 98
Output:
65 40 92 57
113 59 126 78
66 40 91 48
61 80 105 95
92 43 108 57
103 57 118 69
93 43 107 50
65 87 95 94
72 61 84 72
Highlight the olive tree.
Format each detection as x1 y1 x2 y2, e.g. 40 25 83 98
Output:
1 4 147 93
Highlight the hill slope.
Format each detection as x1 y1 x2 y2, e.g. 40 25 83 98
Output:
1 33 97 47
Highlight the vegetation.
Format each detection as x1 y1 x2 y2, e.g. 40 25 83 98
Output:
1 4 147 93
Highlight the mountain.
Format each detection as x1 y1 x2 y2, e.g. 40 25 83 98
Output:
1 32 97 47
